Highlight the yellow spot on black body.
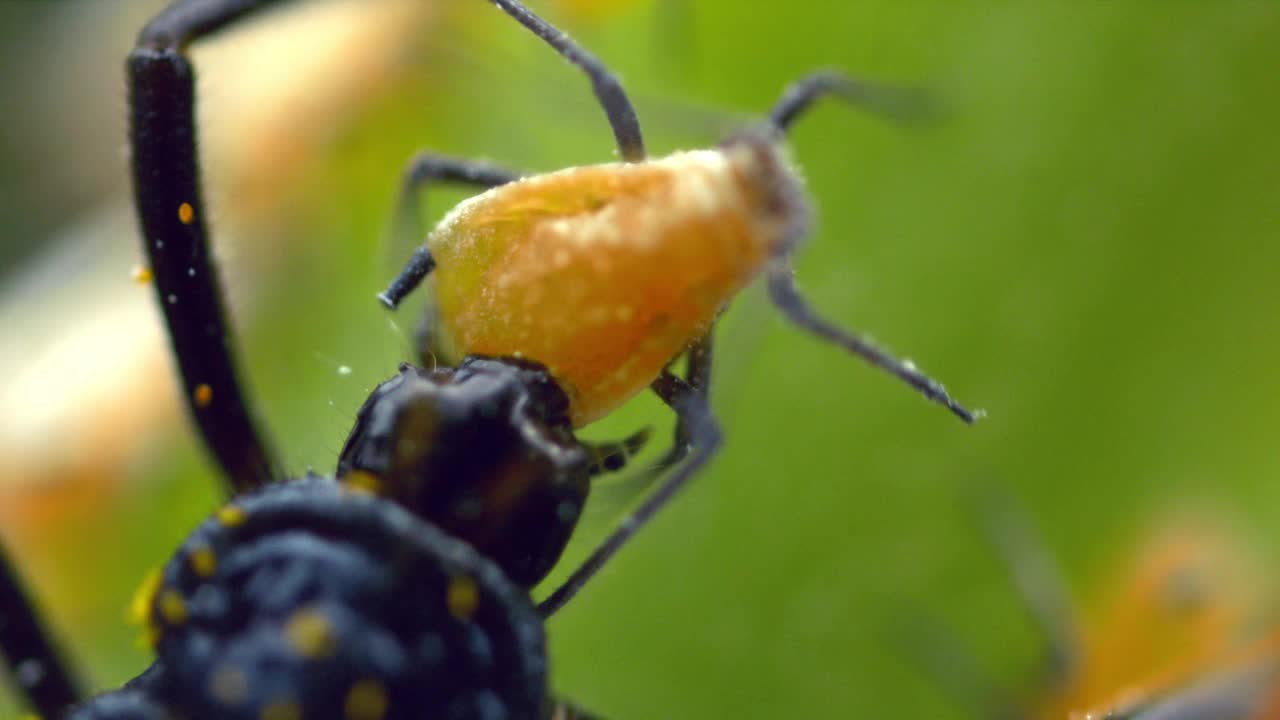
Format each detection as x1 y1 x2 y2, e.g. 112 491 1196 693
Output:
210 666 250 706
446 575 480 622
344 679 389 720
130 569 167 648
260 700 303 720
129 568 163 626
178 202 195 224
194 383 214 408
218 505 247 527
158 589 188 625
131 265 154 285
190 546 218 578
342 469 384 496
285 607 338 659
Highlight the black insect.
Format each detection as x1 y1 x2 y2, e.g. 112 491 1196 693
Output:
1 0 973 717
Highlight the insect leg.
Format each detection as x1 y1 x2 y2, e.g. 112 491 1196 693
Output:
642 333 715 477
0 541 82 716
766 262 977 423
490 0 646 161
128 0 299 492
583 426 653 478
768 69 941 133
538 370 722 617
379 153 521 310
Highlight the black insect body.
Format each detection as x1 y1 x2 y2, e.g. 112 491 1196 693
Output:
1 0 973 717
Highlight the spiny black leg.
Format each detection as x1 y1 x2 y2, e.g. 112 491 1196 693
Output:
584 426 653 478
379 153 520 310
490 0 645 161
0 542 82 716
538 371 722 617
128 0 297 492
766 263 977 423
642 333 714 477
768 69 940 133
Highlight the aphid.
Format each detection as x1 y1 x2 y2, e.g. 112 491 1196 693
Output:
373 0 975 612
919 491 1280 720
3 0 972 718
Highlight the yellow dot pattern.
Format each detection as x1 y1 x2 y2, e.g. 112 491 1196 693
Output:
284 607 338 659
193 383 214 408
341 469 384 496
189 546 218 579
344 679 389 720
260 700 302 720
446 575 480 622
129 568 163 627
218 505 248 527
158 589 188 625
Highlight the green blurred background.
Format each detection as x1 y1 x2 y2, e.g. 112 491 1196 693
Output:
2 1 1279 718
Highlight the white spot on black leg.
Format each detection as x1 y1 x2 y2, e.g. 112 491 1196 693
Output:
15 658 46 688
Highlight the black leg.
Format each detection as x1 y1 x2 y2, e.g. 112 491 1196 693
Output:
583 427 652 478
538 371 722 617
767 69 941 133
642 333 715 477
379 153 521 310
491 0 645 162
766 263 977 423
0 542 82 716
128 0 297 492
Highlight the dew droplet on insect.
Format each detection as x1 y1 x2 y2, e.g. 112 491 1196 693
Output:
188 267 196 277
167 294 178 305
338 365 352 376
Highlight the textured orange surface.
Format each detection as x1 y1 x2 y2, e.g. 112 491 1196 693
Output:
428 146 800 426
1032 527 1264 720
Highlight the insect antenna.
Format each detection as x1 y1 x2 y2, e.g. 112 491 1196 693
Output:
768 69 942 133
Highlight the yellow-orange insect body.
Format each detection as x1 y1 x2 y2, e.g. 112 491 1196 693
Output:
429 140 802 426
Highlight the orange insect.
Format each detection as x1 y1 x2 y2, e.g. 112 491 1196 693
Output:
381 76 974 427
376 3 976 613
929 493 1280 720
